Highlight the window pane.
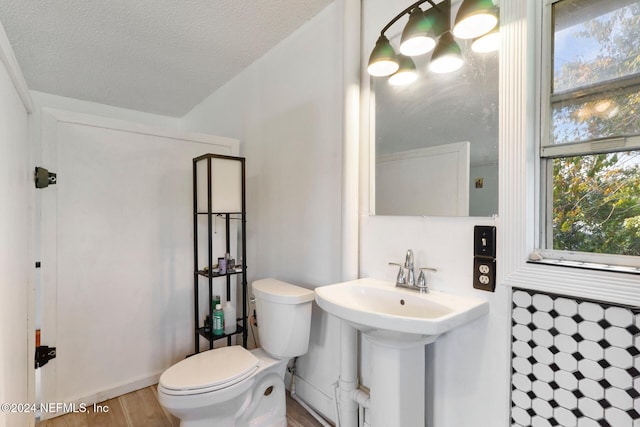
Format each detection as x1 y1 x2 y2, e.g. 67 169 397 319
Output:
552 151 640 256
551 85 640 144
553 0 640 93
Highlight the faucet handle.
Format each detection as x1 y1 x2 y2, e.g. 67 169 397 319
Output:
416 267 437 291
388 262 406 285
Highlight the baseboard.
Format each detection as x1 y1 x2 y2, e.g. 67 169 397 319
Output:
288 373 335 424
67 373 161 408
39 372 162 420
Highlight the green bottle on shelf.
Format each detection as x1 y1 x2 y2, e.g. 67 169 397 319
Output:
213 304 224 335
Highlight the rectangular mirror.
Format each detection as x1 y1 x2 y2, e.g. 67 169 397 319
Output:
365 0 499 217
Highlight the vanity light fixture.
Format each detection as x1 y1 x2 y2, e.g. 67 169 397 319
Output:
452 0 498 40
368 35 400 76
471 27 500 53
367 0 498 85
399 7 440 56
428 31 463 74
389 55 418 86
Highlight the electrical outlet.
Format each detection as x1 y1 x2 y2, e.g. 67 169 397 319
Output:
473 257 496 292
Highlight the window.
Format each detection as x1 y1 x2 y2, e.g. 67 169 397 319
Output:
540 0 640 266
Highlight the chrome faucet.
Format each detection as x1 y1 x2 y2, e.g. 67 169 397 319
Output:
404 249 416 286
388 249 437 293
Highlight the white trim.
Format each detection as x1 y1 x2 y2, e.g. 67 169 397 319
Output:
341 0 361 282
40 107 239 153
537 249 640 270
499 0 537 283
45 373 161 419
504 263 640 306
500 0 640 308
0 21 33 113
70 372 161 408
541 135 640 157
287 373 335 422
359 22 374 218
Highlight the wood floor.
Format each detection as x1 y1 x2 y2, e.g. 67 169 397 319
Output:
36 385 326 427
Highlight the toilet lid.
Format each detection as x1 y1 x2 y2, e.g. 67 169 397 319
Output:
160 346 259 394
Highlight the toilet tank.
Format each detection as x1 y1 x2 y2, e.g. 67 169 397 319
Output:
252 279 314 358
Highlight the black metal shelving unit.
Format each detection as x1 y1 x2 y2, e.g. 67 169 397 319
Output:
193 154 247 354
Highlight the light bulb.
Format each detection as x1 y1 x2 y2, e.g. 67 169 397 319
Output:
368 60 400 77
429 32 463 74
389 70 418 86
453 0 498 40
367 35 399 77
400 36 437 56
471 30 500 53
429 55 464 73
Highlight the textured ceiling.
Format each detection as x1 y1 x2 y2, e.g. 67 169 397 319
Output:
0 0 333 116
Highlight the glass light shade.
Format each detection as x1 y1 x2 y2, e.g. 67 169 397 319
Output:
368 35 399 77
471 29 499 53
389 55 418 86
196 158 242 213
453 0 498 39
399 8 437 56
429 32 463 74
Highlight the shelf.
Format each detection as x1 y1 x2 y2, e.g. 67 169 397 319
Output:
197 268 245 278
193 153 247 353
195 212 243 216
196 323 245 341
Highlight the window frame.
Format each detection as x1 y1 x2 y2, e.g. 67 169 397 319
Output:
537 0 640 270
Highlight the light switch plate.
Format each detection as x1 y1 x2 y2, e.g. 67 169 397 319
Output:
473 257 496 292
474 225 496 258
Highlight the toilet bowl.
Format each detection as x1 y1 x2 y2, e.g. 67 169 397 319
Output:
157 279 314 427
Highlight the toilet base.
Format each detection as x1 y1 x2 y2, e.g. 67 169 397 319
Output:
236 371 286 427
159 349 288 427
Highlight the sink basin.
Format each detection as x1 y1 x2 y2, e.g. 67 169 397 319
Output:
314 278 489 338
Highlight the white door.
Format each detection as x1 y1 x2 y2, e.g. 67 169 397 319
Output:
375 141 470 216
38 109 238 416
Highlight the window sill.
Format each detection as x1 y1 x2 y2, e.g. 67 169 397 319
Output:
526 258 640 275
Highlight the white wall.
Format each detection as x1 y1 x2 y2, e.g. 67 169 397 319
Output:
0 25 32 427
182 2 344 418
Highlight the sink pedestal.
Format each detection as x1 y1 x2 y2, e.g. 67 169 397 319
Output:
365 330 437 427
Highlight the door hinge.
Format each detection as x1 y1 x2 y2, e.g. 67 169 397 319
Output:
35 345 56 369
35 167 57 189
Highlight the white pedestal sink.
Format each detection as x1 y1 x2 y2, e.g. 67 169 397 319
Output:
315 278 489 427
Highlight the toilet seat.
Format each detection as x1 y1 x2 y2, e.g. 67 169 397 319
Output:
159 346 259 396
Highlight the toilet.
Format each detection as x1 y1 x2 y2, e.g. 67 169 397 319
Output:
157 278 315 427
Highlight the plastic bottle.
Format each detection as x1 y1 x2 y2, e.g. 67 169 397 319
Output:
213 304 224 335
223 301 236 334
